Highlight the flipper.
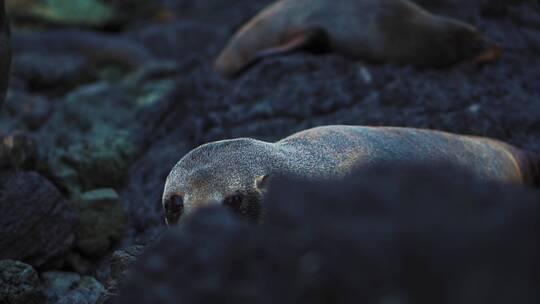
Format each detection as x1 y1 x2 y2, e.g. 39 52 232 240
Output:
232 27 330 77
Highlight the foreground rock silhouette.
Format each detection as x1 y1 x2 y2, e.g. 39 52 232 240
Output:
114 163 540 304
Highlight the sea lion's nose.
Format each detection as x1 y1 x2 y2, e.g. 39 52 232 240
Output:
190 199 221 211
164 194 184 226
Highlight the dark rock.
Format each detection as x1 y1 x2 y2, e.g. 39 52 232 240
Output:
7 0 116 28
113 163 540 304
0 0 11 110
75 189 125 258
42 271 82 294
41 270 105 304
0 91 53 131
0 260 46 304
94 245 146 304
110 245 145 281
55 276 105 304
0 132 37 170
0 172 77 268
12 30 154 71
11 53 96 94
132 20 228 62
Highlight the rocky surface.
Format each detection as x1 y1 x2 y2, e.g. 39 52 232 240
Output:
113 164 540 304
0 131 37 170
43 271 105 304
0 172 77 268
0 260 46 304
75 189 125 258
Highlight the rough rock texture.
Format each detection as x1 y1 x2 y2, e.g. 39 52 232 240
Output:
109 246 145 281
0 132 37 170
75 189 125 258
0 172 78 268
113 164 540 304
0 260 46 304
93 245 145 304
54 276 105 304
42 271 82 294
7 0 116 28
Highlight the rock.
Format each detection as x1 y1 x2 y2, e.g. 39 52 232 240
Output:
0 172 77 268
64 253 92 276
121 60 180 107
42 130 136 196
11 53 95 94
55 276 105 304
132 20 228 61
12 30 155 73
42 273 105 304
0 260 46 304
0 91 53 131
113 164 540 304
7 0 116 28
42 271 81 294
94 245 145 304
0 132 37 170
110 245 145 281
75 189 125 258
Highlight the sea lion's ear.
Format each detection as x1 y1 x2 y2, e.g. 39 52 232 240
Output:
254 174 270 192
253 27 330 61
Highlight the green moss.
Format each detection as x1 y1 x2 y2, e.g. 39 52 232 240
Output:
31 0 115 26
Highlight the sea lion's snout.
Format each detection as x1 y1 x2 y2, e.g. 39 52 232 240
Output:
164 194 184 226
471 39 502 65
459 28 502 65
213 49 243 78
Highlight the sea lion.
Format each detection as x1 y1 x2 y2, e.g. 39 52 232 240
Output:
162 125 538 225
214 0 501 77
0 0 11 108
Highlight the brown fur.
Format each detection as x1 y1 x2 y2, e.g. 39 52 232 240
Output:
214 0 500 77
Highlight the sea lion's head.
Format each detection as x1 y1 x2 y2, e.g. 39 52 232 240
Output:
162 138 279 226
427 17 501 67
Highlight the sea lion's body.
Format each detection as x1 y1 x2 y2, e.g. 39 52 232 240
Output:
214 0 500 77
163 126 536 225
274 126 525 182
0 0 11 108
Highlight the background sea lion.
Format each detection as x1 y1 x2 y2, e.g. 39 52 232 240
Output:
214 0 501 77
162 125 538 225
0 0 11 108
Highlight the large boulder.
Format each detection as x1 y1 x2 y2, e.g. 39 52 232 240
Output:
0 172 77 267
113 164 540 304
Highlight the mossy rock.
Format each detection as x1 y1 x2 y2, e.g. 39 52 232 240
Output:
7 0 116 27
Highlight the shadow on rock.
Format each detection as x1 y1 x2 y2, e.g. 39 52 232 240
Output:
113 163 540 304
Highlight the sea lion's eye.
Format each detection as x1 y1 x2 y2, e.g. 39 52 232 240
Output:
223 194 243 211
165 194 184 226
